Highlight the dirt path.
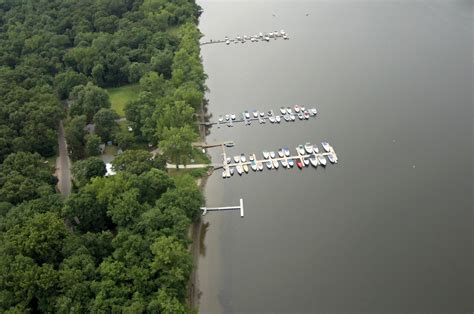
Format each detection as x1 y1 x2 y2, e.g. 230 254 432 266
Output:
55 120 72 197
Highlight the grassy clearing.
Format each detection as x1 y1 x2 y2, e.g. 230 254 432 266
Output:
190 148 211 164
167 167 210 179
107 84 140 117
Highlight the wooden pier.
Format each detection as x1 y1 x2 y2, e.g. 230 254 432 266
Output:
201 198 244 217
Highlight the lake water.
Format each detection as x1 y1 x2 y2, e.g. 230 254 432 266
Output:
196 1 473 313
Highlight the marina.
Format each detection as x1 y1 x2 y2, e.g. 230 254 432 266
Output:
219 141 338 178
200 29 289 46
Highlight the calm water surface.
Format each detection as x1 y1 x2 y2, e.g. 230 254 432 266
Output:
196 1 472 313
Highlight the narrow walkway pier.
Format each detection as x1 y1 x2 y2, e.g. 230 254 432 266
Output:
201 198 244 217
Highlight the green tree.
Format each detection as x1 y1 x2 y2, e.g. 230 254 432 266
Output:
65 115 87 160
159 125 197 168
93 108 119 141
114 130 135 150
154 101 195 141
112 149 160 175
69 83 110 122
71 157 106 187
85 133 102 157
54 70 88 99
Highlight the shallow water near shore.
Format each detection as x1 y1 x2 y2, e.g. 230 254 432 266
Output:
196 1 472 313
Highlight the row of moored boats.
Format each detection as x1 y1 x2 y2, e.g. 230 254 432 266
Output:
225 30 289 45
222 142 337 178
218 104 317 126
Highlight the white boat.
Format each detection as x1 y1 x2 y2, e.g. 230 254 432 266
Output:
273 160 279 169
286 107 292 114
327 153 337 164
290 114 296 121
259 117 265 124
266 160 273 169
222 171 227 178
281 159 288 167
301 106 306 111
251 161 257 171
321 142 331 152
236 164 244 175
309 156 318 167
280 29 286 35
264 36 270 41
304 111 310 119
244 110 250 119
298 113 304 120
269 116 275 123
257 161 264 171
303 157 310 167
230 167 235 175
270 151 276 159
225 114 230 121
277 149 284 158
242 164 249 173
317 155 327 166
249 154 255 161
218 115 224 122
304 142 313 154
294 104 301 113
268 110 273 116
252 110 258 118
312 145 319 154
283 115 290 122
283 147 290 157
279 107 286 115
283 34 289 40
311 108 318 115
259 111 265 117
240 153 246 162
275 115 281 123
225 40 230 45
226 157 231 164
231 114 236 120
288 158 294 167
259 32 263 37
233 155 240 163
263 151 270 159
297 145 305 155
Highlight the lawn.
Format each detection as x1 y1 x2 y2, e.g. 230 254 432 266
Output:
107 84 140 117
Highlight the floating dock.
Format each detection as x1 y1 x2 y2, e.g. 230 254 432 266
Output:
201 198 244 217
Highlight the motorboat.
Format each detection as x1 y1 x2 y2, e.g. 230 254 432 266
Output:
283 34 289 40
240 153 246 162
317 155 327 166
226 157 231 164
244 110 250 119
301 106 306 111
226 40 230 45
321 142 331 152
280 29 286 35
259 111 265 117
290 114 296 121
296 159 303 169
281 159 288 168
229 167 235 175
263 151 270 159
269 116 275 123
225 114 230 121
259 32 263 37
303 157 310 167
242 164 249 173
252 110 258 118
304 111 310 119
266 160 273 169
249 154 255 161
233 155 240 163
283 115 290 122
298 113 304 120
309 156 318 167
304 142 313 154
268 110 273 116
283 147 290 157
259 117 265 124
288 158 294 167
294 104 301 113
264 36 270 41
277 149 284 158
286 107 292 114
257 161 264 171
280 107 286 115
231 114 236 120
273 160 279 169
312 144 319 154
297 145 305 155
251 160 257 171
218 115 224 122
311 108 318 115
275 115 281 123
327 153 337 164
270 151 276 159
236 165 244 175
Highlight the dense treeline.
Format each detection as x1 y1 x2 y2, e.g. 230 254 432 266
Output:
0 0 206 312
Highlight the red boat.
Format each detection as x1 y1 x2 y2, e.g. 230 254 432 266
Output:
296 160 303 169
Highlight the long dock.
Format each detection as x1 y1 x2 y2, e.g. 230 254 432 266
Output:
198 113 317 127
200 31 289 46
201 198 244 217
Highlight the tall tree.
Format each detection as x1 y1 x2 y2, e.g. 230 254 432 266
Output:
93 108 119 142
69 83 110 123
159 125 197 168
